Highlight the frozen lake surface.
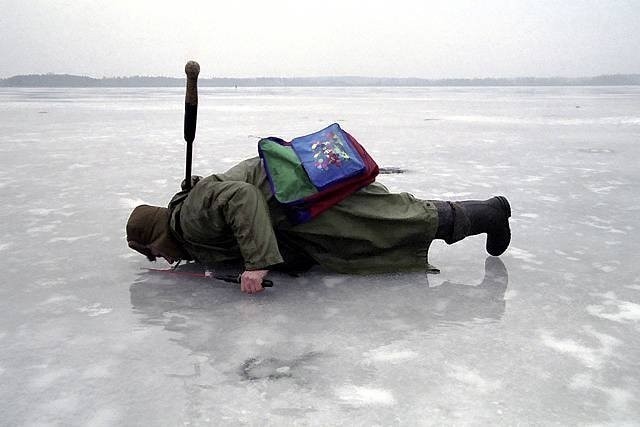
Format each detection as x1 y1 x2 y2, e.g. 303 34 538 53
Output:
1 86 639 425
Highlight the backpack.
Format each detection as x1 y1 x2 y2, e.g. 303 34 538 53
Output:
258 123 379 223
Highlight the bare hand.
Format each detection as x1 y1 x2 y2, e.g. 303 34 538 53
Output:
240 270 268 294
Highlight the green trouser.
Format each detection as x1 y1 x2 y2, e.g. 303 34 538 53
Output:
279 182 439 274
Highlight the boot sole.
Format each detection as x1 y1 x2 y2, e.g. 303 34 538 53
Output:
486 196 511 256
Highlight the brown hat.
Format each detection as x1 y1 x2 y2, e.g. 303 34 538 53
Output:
126 205 189 262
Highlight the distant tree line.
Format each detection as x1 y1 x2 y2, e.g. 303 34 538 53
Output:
1 73 639 87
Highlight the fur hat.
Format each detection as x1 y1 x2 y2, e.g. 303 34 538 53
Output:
126 205 189 261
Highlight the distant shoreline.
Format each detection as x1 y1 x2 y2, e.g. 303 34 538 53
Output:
1 73 639 87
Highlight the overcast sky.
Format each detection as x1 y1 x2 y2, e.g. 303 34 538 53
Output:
1 0 639 79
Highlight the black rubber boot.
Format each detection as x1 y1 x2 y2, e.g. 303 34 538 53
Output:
433 196 511 256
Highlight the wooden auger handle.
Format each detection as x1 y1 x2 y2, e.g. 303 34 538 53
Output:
183 61 200 190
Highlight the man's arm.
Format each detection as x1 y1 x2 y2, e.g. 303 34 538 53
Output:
219 181 283 293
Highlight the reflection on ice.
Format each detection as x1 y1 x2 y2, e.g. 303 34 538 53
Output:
127 257 510 421
130 256 509 333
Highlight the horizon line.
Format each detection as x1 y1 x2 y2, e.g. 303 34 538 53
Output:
2 72 640 80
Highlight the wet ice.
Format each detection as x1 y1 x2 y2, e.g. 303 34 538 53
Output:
1 86 639 425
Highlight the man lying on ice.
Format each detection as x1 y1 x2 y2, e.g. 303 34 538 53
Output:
126 155 512 295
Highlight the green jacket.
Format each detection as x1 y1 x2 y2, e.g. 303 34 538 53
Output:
169 158 438 273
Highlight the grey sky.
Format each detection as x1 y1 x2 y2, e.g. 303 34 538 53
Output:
1 0 639 78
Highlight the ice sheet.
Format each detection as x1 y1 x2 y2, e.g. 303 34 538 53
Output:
1 86 639 425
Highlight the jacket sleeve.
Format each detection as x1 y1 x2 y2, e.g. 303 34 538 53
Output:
218 181 284 270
